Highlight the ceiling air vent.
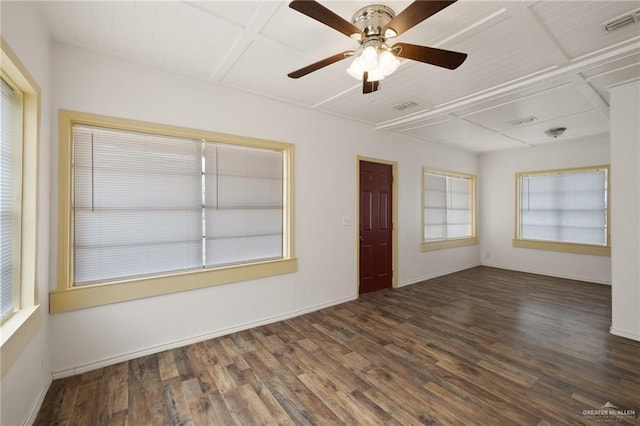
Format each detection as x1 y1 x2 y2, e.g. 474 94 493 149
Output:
507 116 537 126
393 101 418 111
602 8 640 33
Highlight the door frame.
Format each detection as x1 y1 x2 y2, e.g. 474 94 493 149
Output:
356 156 399 295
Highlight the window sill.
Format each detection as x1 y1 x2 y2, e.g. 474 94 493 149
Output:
1 305 41 377
421 237 478 252
50 258 298 314
512 239 610 256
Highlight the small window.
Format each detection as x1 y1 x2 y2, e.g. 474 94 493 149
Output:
52 110 296 313
422 168 477 251
513 166 610 256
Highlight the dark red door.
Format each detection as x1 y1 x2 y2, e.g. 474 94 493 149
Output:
359 161 392 294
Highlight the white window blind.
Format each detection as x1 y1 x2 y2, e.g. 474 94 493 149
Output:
204 143 283 267
1 79 18 320
424 173 472 241
519 169 607 246
73 125 284 286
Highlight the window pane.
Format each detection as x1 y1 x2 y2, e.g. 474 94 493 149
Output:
0 79 15 319
73 126 203 284
424 172 473 241
204 143 283 267
519 170 607 245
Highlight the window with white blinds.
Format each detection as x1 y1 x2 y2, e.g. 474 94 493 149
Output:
1 39 41 373
1 78 19 321
423 169 476 245
517 167 608 247
73 125 285 286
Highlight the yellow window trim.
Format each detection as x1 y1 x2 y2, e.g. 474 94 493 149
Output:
422 237 478 252
512 239 610 256
513 165 611 256
0 306 41 377
422 167 477 251
50 259 297 313
0 38 41 377
55 110 296 313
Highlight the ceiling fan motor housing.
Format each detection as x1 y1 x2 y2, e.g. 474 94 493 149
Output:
351 5 396 37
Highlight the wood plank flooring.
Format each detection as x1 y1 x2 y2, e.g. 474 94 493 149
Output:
35 267 640 425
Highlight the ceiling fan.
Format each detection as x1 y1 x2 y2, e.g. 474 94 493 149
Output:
287 0 468 94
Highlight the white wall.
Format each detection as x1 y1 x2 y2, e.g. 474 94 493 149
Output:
0 2 52 425
49 45 480 376
479 135 611 284
610 80 640 341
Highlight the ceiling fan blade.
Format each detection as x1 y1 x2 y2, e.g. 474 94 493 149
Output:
362 72 380 94
288 51 354 79
393 43 467 70
383 1 457 38
289 1 364 40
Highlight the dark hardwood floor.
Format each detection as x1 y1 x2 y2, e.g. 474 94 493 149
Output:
36 266 640 425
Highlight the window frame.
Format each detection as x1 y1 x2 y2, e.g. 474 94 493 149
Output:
52 110 297 313
421 167 477 252
512 165 611 256
0 38 41 378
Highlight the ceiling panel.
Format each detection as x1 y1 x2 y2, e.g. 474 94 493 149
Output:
41 1 245 80
462 83 597 132
401 117 526 152
186 1 264 27
222 36 357 106
41 1 116 49
315 77 433 124
531 1 640 59
501 110 609 145
260 1 356 59
393 1 506 47
156 2 244 79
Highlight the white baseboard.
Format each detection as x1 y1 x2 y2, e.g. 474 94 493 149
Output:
52 295 356 380
480 262 611 285
610 327 640 342
24 375 52 425
398 262 482 288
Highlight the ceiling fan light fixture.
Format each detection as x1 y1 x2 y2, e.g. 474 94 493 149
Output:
384 28 397 38
360 45 379 70
378 49 400 75
346 44 398 81
347 58 365 79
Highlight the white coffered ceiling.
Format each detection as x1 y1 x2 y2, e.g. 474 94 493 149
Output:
39 0 640 152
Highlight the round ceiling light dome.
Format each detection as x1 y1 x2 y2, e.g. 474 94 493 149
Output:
545 127 567 138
